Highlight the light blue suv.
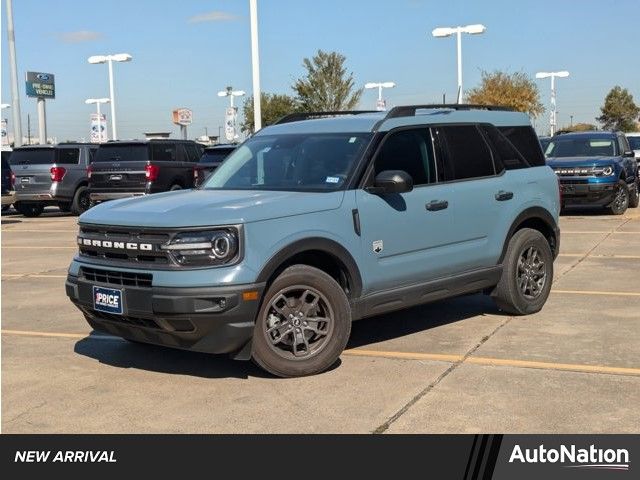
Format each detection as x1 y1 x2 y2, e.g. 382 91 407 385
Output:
66 105 561 377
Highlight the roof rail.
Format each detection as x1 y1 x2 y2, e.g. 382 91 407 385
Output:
384 104 515 119
274 110 378 125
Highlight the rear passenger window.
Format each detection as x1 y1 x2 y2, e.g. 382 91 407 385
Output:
57 149 80 164
184 143 200 162
375 128 436 186
151 143 176 161
436 126 495 181
479 124 527 170
498 126 545 167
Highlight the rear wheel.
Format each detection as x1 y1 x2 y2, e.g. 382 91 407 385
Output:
14 202 44 217
58 202 72 213
169 184 182 191
608 180 629 215
71 186 91 215
251 265 351 377
628 180 639 208
492 228 553 315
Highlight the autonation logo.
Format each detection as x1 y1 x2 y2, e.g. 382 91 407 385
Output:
509 444 630 471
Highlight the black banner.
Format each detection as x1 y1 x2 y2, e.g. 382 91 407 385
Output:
0 435 636 478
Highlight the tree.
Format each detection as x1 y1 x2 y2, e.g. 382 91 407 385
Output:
596 86 640 132
241 93 299 134
293 50 362 111
557 123 598 133
466 71 544 117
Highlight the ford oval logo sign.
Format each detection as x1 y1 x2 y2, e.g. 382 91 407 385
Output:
36 73 50 81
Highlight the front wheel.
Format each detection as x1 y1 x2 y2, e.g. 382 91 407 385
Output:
251 265 352 377
608 180 629 215
492 228 554 315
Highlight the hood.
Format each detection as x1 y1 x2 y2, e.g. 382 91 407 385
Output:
80 189 345 228
546 156 619 168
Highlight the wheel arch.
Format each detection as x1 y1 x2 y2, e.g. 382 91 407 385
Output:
499 207 559 263
256 237 363 299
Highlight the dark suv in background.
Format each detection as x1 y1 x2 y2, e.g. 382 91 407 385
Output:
10 143 97 217
194 144 236 187
89 139 203 204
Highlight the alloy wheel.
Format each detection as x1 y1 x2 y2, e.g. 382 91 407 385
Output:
516 246 547 300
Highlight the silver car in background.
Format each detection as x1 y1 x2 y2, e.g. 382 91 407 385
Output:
10 143 97 217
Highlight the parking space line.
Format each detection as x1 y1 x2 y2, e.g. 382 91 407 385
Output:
558 254 640 259
2 274 67 279
1 229 76 233
343 349 640 377
552 290 640 297
1 329 119 340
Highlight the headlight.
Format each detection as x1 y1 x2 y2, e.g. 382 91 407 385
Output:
593 165 615 176
161 228 240 266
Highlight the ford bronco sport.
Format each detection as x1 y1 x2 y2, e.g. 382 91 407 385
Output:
66 105 561 377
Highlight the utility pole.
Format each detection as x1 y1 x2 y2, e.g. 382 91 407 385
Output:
6 0 23 146
27 113 31 144
570 115 574 127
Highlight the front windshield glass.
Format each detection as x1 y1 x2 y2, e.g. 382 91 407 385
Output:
545 137 618 158
203 133 371 191
628 137 640 150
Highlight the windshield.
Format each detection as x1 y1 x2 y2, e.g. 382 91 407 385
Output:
545 137 618 158
200 149 234 164
94 144 150 162
203 133 372 192
9 148 56 165
628 137 640 150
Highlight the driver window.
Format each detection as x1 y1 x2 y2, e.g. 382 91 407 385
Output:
374 128 436 186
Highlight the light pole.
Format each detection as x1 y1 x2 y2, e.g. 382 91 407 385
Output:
5 0 23 146
85 98 110 142
535 71 569 136
364 82 396 111
87 53 132 141
218 87 245 142
249 0 262 131
432 24 486 104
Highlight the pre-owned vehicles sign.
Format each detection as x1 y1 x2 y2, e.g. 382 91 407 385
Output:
25 72 55 99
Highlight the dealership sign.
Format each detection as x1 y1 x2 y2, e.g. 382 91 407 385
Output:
1 119 8 146
90 113 107 143
225 107 237 141
25 71 55 99
172 108 193 126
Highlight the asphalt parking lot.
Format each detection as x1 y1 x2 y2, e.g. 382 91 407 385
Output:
2 207 639 433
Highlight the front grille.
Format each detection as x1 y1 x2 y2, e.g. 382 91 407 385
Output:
78 225 171 265
81 267 152 288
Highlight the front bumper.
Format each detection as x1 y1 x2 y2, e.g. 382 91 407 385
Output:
66 273 265 355
559 180 616 206
90 191 146 202
1 191 15 206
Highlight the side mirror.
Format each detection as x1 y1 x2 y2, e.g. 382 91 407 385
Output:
623 150 635 158
366 170 413 194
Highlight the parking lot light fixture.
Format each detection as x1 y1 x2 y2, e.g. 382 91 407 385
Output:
85 98 111 143
87 53 133 141
217 88 246 109
431 24 487 103
536 71 570 136
364 82 396 111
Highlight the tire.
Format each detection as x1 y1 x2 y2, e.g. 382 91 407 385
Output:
14 202 44 217
492 228 554 316
1 204 10 213
251 265 352 377
71 186 91 215
169 184 182 191
608 179 629 215
628 180 639 209
58 202 72 213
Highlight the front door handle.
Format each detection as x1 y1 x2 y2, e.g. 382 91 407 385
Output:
495 190 514 201
425 200 449 211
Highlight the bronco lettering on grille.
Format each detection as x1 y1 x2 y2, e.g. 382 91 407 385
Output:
78 237 153 251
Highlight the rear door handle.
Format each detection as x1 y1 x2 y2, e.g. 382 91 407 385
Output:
495 191 514 201
425 200 449 211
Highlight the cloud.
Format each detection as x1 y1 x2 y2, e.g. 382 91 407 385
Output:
188 11 238 23
56 30 104 44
